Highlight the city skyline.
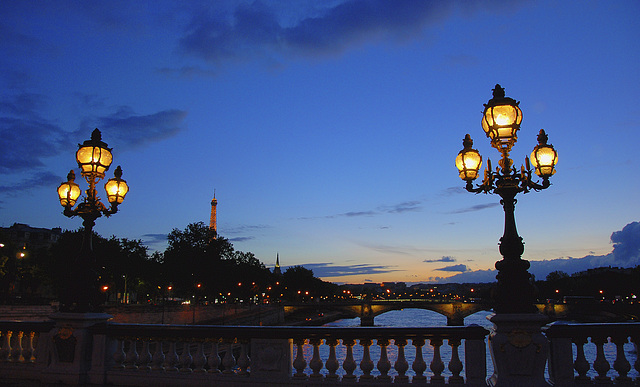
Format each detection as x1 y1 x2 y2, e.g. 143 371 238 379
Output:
1 1 639 284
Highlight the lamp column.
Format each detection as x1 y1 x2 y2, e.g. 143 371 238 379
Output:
44 129 129 385
455 85 558 386
494 177 536 314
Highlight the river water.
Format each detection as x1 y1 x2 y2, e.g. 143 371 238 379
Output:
292 308 638 381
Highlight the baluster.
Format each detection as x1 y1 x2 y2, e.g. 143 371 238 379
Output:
222 340 237 374
573 337 590 382
359 338 374 380
292 338 307 379
632 335 640 376
10 331 23 362
592 336 611 383
22 331 36 363
309 338 323 379
237 341 250 375
138 340 152 370
208 339 221 373
448 338 464 384
113 339 126 368
179 341 193 372
151 341 165 371
430 337 445 383
192 342 207 372
342 339 357 381
325 338 339 380
412 338 427 382
612 335 631 383
125 339 139 369
0 330 11 361
394 338 409 382
164 341 179 372
376 338 391 381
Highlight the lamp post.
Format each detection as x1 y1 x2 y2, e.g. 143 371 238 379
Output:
456 85 558 314
56 128 129 312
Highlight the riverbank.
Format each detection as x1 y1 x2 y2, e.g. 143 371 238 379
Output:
0 304 285 326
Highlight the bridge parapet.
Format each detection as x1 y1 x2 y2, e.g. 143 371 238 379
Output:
3 317 640 385
0 317 490 385
284 301 491 326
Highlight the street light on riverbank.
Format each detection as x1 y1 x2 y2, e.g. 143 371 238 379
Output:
456 85 558 314
56 128 129 312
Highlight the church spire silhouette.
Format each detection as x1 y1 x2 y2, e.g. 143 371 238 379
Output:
273 253 282 276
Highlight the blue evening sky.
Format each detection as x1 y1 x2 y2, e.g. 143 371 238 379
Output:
1 1 639 284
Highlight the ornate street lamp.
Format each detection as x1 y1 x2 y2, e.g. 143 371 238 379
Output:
456 85 558 313
56 128 129 312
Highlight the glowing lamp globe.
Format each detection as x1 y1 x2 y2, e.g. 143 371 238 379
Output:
482 84 522 152
105 166 129 204
530 129 558 177
57 170 81 207
456 134 483 181
76 128 113 178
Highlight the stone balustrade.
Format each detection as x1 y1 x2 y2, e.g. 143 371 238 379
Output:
0 321 54 381
98 324 490 386
3 317 640 386
545 321 640 386
1 319 489 386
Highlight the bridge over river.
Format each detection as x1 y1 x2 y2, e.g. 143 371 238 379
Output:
284 299 640 326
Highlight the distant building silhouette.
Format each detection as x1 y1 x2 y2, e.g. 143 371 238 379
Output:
209 191 218 239
273 253 282 276
0 223 62 250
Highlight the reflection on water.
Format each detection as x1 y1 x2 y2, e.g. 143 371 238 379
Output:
290 308 639 381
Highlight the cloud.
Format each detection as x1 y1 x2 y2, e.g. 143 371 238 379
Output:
361 243 412 256
301 199 423 220
0 92 46 116
380 201 422 214
441 187 467 196
297 262 400 278
611 221 640 264
142 233 168 244
0 91 186 180
224 224 271 233
441 221 640 283
220 224 270 244
343 210 377 217
424 256 456 263
438 269 496 283
435 264 469 272
0 171 62 194
87 108 188 149
229 236 255 243
140 233 169 252
0 92 73 174
448 203 500 214
178 0 453 63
